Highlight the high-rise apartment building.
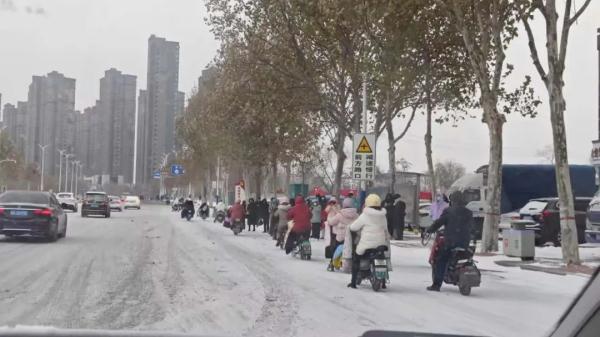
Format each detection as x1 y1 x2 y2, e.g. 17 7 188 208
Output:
135 89 147 185
138 35 184 185
25 71 76 176
96 68 137 183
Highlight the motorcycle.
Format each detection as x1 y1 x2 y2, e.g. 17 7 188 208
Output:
291 233 312 260
427 230 481 296
181 208 194 221
355 245 389 292
231 218 244 235
214 210 225 223
198 204 210 220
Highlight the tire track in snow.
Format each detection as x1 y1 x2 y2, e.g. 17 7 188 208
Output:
198 225 299 337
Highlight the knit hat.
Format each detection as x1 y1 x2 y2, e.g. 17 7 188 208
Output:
342 198 354 208
365 194 381 208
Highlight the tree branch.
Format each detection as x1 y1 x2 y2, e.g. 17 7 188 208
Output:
568 0 593 26
392 102 419 144
522 17 549 86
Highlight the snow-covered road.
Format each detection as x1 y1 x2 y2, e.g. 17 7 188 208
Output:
0 204 593 337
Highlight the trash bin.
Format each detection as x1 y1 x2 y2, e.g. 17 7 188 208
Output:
503 220 535 261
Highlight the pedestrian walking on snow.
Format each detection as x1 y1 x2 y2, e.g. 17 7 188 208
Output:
275 198 291 248
310 200 322 239
259 198 270 233
246 198 258 231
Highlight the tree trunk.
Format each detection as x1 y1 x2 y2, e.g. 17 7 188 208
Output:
481 97 503 252
271 155 278 197
549 85 579 263
254 166 262 200
333 128 347 196
284 161 291 195
385 94 396 193
543 0 580 264
425 91 437 196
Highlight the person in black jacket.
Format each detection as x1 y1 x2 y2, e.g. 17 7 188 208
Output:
383 193 395 236
259 199 270 233
392 194 406 240
426 191 474 291
246 198 258 231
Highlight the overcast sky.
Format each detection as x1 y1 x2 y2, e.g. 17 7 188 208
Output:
0 0 599 174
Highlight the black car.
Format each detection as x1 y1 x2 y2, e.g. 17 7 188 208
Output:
81 191 111 218
519 197 591 245
0 190 67 241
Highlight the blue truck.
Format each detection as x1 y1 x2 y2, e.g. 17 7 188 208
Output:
449 164 597 239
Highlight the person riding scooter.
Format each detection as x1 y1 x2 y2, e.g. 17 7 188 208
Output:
348 194 391 289
198 200 210 218
181 196 195 219
284 195 312 254
230 200 245 227
425 190 474 292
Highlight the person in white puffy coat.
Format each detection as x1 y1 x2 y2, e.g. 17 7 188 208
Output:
348 194 390 288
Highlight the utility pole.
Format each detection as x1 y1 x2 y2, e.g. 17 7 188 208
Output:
57 149 66 192
597 28 600 139
360 76 368 198
74 163 80 196
38 144 48 191
64 154 73 192
71 160 78 193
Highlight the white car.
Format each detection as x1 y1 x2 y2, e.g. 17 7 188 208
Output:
56 192 78 212
419 202 433 229
123 195 141 209
109 195 124 212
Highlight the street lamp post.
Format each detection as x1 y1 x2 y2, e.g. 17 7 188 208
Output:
64 154 73 192
75 162 81 196
38 144 49 191
71 160 78 193
57 149 66 192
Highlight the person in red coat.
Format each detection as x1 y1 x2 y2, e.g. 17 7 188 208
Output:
285 195 312 254
230 200 245 223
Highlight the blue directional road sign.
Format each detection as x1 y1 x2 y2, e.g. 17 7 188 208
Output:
152 171 161 179
171 164 184 176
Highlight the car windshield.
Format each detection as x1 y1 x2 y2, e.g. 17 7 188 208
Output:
462 189 481 203
1 2 599 337
0 192 49 204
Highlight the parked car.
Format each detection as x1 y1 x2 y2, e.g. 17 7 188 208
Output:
109 195 124 212
519 197 591 245
586 188 600 243
418 202 433 230
0 190 67 241
56 192 78 212
124 195 141 209
499 210 521 231
81 191 110 218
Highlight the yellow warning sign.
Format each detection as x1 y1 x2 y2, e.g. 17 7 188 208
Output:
356 136 373 153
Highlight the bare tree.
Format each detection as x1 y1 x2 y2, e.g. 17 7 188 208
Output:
435 160 467 191
520 0 592 264
535 144 555 164
435 0 540 252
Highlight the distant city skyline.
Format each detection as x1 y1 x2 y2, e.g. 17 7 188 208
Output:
0 33 184 188
0 0 598 174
